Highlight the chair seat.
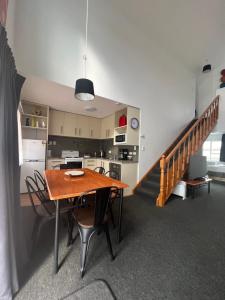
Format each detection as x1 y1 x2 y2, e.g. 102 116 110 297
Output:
76 206 95 228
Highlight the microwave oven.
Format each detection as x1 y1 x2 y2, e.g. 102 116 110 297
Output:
115 134 126 143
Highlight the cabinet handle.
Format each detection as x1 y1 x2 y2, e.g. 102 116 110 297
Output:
106 129 108 138
90 129 93 137
75 128 77 135
60 126 63 134
79 128 81 136
108 129 110 137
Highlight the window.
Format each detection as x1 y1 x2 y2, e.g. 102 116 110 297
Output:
203 140 221 162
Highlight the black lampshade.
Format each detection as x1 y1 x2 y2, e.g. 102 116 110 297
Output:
75 78 95 101
202 64 211 73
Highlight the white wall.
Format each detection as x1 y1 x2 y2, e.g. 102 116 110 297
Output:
12 0 196 178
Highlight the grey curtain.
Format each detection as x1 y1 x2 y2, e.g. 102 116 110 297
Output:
0 24 26 300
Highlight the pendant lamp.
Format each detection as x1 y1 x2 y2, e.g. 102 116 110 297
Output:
75 0 95 101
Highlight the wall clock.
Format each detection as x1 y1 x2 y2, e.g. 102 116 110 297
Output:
131 117 139 129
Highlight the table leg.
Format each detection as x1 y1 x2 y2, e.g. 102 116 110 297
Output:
54 200 60 274
208 181 211 194
118 189 123 243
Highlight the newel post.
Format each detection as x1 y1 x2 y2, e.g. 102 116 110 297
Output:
158 155 166 207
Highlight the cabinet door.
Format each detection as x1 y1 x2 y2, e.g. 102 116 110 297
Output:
100 114 115 139
89 117 101 139
100 118 107 139
49 110 65 136
103 160 110 173
63 112 77 137
77 115 89 138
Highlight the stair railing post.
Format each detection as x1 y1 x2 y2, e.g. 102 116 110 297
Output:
158 155 166 207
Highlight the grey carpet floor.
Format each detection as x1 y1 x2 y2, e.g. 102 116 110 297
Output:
15 183 225 300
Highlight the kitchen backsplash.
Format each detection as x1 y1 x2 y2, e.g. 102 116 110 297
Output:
48 135 139 162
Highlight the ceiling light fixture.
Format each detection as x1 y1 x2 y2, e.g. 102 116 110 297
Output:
202 64 211 73
75 0 95 101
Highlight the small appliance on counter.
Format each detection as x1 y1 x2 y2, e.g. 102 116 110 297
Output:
119 114 127 127
119 148 129 160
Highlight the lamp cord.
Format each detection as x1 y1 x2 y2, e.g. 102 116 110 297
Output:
83 0 89 78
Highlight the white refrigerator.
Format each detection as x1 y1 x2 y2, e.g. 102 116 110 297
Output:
20 139 46 193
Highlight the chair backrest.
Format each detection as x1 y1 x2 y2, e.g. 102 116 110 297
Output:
78 187 117 227
94 166 105 174
34 170 47 191
25 176 52 217
105 170 120 180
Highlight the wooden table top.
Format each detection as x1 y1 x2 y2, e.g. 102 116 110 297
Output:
44 168 129 201
185 178 212 186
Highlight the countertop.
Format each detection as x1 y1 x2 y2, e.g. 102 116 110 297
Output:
47 157 138 164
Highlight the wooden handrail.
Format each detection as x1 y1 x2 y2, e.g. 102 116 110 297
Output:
166 97 219 162
133 118 198 193
157 96 219 207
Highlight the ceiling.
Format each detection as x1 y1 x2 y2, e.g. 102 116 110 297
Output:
21 76 127 118
112 0 225 72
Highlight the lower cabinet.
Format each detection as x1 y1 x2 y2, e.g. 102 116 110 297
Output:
83 159 97 170
47 159 64 170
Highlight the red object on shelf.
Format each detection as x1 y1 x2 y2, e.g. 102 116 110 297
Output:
119 114 127 127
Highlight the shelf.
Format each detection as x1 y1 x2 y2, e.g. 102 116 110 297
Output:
22 126 47 130
22 113 48 119
114 125 127 130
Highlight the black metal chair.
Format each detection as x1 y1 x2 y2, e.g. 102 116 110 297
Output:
104 170 120 180
104 170 121 228
94 166 105 174
25 176 75 247
34 169 47 191
73 187 118 277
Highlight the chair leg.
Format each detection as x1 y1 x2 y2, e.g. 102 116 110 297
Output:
108 202 116 229
104 223 115 261
78 226 95 278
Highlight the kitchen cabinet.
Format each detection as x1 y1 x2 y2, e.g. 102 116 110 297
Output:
63 112 77 137
101 114 115 139
96 159 110 173
49 109 117 140
88 117 101 139
49 110 65 136
84 158 97 170
76 115 89 138
47 158 64 170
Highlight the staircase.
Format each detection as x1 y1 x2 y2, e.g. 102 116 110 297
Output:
135 96 220 207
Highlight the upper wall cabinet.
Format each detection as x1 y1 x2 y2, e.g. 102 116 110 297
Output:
49 109 101 139
101 114 115 139
49 110 65 136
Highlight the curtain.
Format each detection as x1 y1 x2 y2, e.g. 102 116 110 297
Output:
0 0 8 26
0 24 26 300
220 134 225 162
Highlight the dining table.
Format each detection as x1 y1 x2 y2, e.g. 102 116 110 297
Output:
44 168 129 274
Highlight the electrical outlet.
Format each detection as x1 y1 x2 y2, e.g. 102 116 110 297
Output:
49 141 53 145
134 146 137 150
133 152 136 155
129 152 132 155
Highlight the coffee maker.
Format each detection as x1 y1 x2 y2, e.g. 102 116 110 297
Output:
119 148 129 160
